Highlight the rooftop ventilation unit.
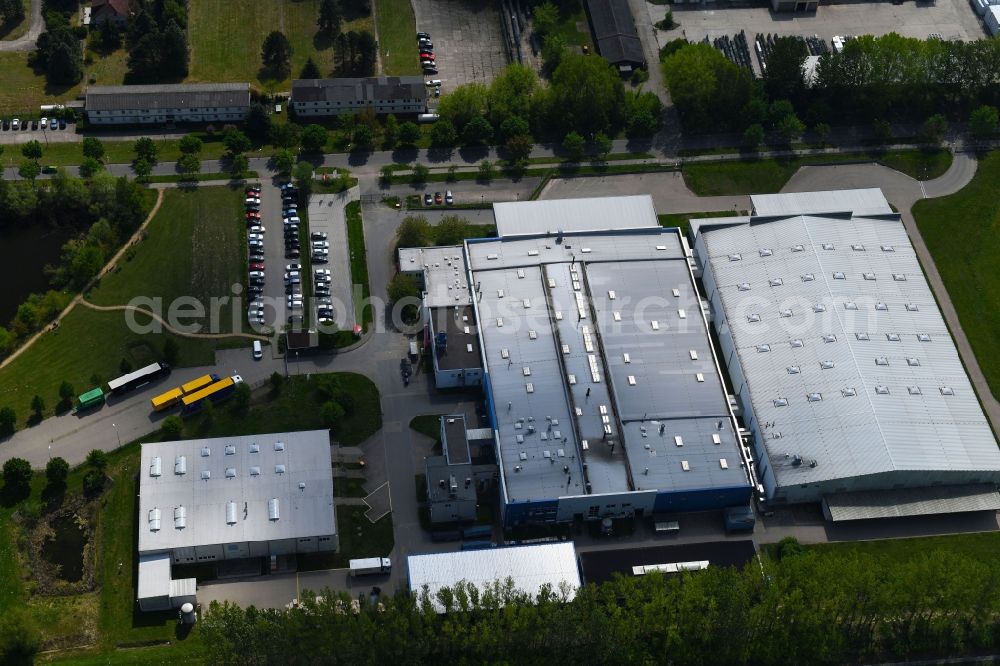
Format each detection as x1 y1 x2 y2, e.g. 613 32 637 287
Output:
174 456 186 475
268 498 280 521
201 447 210 457
174 506 186 529
225 445 236 455
274 441 285 452
226 501 237 525
149 457 162 477
148 508 161 531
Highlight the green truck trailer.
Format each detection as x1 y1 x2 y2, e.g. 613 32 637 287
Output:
75 387 105 412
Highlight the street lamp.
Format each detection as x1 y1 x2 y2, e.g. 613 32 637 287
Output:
112 422 121 448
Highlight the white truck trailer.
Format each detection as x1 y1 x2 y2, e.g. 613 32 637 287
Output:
349 557 391 576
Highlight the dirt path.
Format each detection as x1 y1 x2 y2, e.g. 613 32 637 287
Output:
76 300 267 341
0 189 166 371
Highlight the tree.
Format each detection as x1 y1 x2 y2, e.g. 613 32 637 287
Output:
498 115 530 142
229 154 249 179
775 112 805 144
160 415 183 439
921 113 948 145
813 122 832 145
320 400 345 429
18 160 41 181
742 123 765 150
273 149 295 174
353 124 375 149
969 105 998 140
561 131 586 162
0 608 41 665
79 157 104 178
379 164 394 184
624 91 662 138
398 121 421 146
410 163 429 185
223 128 251 155
662 43 752 132
318 0 342 36
261 31 292 77
654 11 676 30
179 134 202 154
134 137 158 163
541 33 566 72
431 119 458 147
396 216 432 248
45 457 69 487
594 132 612 160
293 160 314 188
177 153 201 174
532 1 558 36
487 64 538 127
437 83 488 131
505 133 534 162
434 216 471 246
300 56 321 79
160 19 189 78
551 53 625 136
82 137 105 161
463 116 494 145
269 372 284 395
30 394 45 419
387 273 421 303
2 457 32 498
763 36 808 102
133 157 152 179
21 140 42 159
58 381 75 408
232 382 251 414
87 448 108 471
300 124 329 152
0 406 14 437
383 113 399 148
246 104 273 143
83 469 104 496
36 26 83 85
478 159 495 182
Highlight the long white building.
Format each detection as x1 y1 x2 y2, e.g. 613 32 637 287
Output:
692 189 1000 520
85 83 251 125
291 77 427 117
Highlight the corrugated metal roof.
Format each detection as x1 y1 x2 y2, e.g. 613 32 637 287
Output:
86 83 250 112
750 189 892 217
823 484 1000 521
585 0 645 67
138 430 335 554
696 191 1000 492
493 195 658 238
407 543 581 612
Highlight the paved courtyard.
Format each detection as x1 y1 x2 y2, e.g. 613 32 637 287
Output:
412 0 510 95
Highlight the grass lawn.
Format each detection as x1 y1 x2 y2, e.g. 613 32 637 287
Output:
333 477 368 497
0 134 230 170
0 52 81 115
410 414 442 441
374 0 420 75
0 305 220 430
345 201 373 329
785 532 1000 568
913 150 1000 400
549 0 593 48
89 186 247 335
300 506 394 572
682 150 953 196
187 0 373 91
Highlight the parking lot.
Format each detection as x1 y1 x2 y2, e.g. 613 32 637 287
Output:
307 189 356 331
653 0 988 51
412 0 510 95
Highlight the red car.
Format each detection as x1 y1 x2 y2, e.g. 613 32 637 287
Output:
249 261 265 270
246 211 261 220
420 52 435 60
245 186 261 195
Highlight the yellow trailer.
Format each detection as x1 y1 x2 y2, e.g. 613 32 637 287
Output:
150 387 184 412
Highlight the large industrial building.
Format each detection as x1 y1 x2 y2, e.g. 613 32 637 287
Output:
401 195 755 527
136 430 337 610
407 542 581 612
692 189 1000 521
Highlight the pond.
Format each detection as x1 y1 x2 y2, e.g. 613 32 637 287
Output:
42 514 87 583
0 224 75 324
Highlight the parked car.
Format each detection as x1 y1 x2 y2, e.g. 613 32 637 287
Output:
420 52 435 60
245 185 261 195
422 66 438 75
445 190 454 205
417 31 431 39
11 119 18 130
245 197 261 205
39 117 47 128
249 240 264 249
58 118 66 129
50 118 57 130
42 165 58 174
248 225 265 233
30 120 38 130
434 87 441 98
285 249 300 259
311 232 327 240
419 40 433 49
312 254 329 264
425 79 442 87
286 263 301 271
246 211 261 220
249 262 265 270
434 191 443 204
423 193 433 205
248 233 264 242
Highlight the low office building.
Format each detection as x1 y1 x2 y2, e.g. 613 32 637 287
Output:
585 0 645 71
85 83 251 125
291 77 427 117
692 189 1000 521
468 195 754 527
407 543 581 612
426 415 477 523
137 430 337 610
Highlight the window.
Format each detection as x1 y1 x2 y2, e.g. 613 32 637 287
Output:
892 273 907 281
822 334 837 343
856 332 870 341
738 283 750 292
906 357 920 367
801 273 815 282
820 360 834 369
875 385 890 395
875 356 889 366
822 243 835 250
791 244 804 252
759 248 773 257
832 271 846 280
786 366 800 374
757 344 771 353
940 386 954 396
881 245 894 252
728 253 742 262
844 301 858 310
886 333 901 342
779 308 792 318
773 398 788 407
851 244 865 251
907 386 922 395
863 272 876 281
747 313 761 323
790 339 803 348
807 392 822 402
917 333 932 342
875 302 888 311
842 387 857 397
813 304 826 313
769 278 783 287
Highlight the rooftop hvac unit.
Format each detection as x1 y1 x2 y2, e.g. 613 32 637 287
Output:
268 498 280 521
174 506 186 529
226 501 237 525
174 456 187 475
149 457 162 477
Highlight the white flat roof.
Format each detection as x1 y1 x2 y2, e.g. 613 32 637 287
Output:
493 195 658 238
138 430 335 553
137 552 171 601
407 543 581 612
398 246 471 308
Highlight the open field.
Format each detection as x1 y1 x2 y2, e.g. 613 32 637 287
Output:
682 150 953 196
375 0 420 75
188 0 373 90
0 52 81 116
913 150 1000 400
88 186 247 335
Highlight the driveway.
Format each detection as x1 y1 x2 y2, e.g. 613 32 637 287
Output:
307 186 358 331
0 0 42 52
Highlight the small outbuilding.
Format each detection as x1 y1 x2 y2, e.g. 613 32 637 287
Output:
584 0 645 71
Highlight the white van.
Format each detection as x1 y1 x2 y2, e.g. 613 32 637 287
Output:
252 340 263 360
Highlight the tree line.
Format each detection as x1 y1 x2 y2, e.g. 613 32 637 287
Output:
0 173 150 361
0 0 25 27
662 34 1000 143
125 0 189 82
199 538 1000 665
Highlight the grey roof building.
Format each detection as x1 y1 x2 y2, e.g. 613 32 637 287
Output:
85 83 251 125
585 0 645 70
425 415 478 523
691 189 1000 520
465 195 753 526
291 77 427 117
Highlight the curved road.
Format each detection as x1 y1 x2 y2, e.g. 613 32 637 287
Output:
0 0 42 52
